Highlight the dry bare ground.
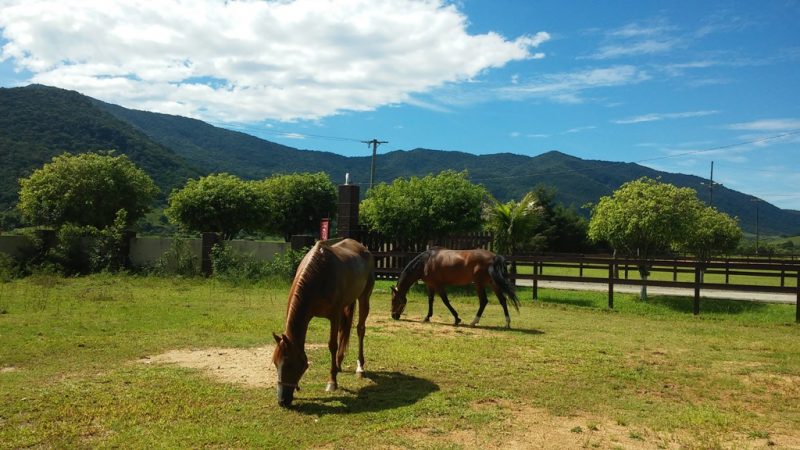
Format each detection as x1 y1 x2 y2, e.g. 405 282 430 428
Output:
137 330 799 449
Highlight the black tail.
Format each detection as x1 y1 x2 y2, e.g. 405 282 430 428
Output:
488 255 520 312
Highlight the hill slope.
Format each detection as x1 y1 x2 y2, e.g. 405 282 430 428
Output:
2 84 798 235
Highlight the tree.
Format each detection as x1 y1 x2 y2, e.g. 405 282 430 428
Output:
360 170 489 244
483 191 542 256
257 172 337 242
588 177 701 300
18 152 158 229
679 206 742 269
165 173 267 240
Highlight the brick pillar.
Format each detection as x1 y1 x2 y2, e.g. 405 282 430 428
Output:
337 184 360 240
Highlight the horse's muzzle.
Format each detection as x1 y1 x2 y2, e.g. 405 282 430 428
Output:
276 384 295 408
391 312 400 320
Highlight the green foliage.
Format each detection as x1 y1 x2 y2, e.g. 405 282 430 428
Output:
360 170 489 244
588 177 701 258
256 172 337 241
210 244 307 283
679 206 742 260
18 152 158 229
165 173 267 240
483 191 542 255
151 237 200 277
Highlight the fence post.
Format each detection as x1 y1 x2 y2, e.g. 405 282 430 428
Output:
725 259 730 284
532 260 539 300
201 232 220 277
796 270 799 324
673 258 678 282
608 260 614 309
337 183 360 240
693 266 701 315
579 261 584 278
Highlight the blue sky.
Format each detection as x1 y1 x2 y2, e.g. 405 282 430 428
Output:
1 0 799 209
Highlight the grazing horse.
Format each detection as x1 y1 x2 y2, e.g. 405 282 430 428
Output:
272 238 375 407
390 248 520 328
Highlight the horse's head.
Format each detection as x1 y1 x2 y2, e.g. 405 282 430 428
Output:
272 332 308 408
390 286 407 320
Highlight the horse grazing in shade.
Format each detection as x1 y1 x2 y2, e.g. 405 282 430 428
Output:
390 248 520 328
272 238 375 407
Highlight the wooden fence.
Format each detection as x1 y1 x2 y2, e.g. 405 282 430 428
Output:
365 239 800 322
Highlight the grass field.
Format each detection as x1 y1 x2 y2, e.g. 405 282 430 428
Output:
1 274 799 449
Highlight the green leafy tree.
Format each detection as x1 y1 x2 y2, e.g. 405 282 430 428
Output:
18 152 158 229
360 170 489 244
165 173 267 240
679 206 742 270
522 187 589 253
588 177 701 300
483 192 542 256
257 172 337 242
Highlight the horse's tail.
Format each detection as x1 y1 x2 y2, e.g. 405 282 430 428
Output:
489 255 520 312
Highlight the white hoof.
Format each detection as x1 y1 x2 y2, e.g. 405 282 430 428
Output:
325 382 337 392
356 361 365 378
470 316 480 327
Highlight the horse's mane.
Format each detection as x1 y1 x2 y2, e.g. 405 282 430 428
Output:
285 242 332 324
397 248 434 291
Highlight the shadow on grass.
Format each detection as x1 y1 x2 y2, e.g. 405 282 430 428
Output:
536 297 597 308
293 371 438 415
393 317 544 336
648 295 770 315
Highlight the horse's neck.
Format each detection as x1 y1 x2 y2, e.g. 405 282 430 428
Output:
397 261 424 295
284 296 312 347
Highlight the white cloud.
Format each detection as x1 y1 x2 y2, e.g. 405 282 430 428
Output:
613 110 719 124
0 0 550 122
725 119 800 131
498 65 650 104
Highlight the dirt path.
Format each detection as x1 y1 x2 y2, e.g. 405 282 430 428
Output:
518 280 796 304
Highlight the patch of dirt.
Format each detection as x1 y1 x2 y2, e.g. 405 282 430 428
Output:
138 343 326 388
401 399 800 449
369 314 501 339
1 366 18 373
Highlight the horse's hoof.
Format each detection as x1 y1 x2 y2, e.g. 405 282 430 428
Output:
356 371 365 379
422 317 430 323
454 318 461 326
325 382 337 392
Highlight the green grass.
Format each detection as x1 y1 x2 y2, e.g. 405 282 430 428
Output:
1 274 799 448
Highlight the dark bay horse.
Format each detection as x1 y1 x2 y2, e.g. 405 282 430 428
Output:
272 238 375 407
390 248 520 328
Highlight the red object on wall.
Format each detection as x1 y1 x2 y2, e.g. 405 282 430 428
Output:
320 218 330 240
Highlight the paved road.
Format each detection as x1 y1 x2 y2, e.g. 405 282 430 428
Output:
516 280 797 304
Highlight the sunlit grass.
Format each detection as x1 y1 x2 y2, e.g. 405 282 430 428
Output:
0 275 798 448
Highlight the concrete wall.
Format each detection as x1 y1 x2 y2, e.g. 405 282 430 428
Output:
0 234 290 268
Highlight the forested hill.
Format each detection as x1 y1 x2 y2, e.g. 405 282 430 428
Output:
2 84 799 235
0 84 199 210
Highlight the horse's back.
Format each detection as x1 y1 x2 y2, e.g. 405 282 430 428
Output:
425 248 495 285
329 239 375 298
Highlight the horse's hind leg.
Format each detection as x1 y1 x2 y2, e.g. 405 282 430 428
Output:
424 287 435 322
336 304 355 373
355 279 373 378
438 290 461 326
492 286 512 329
470 285 490 327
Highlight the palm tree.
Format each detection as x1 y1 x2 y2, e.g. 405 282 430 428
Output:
483 192 542 275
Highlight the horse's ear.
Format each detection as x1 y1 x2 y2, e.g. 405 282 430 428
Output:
391 286 397 293
272 332 282 344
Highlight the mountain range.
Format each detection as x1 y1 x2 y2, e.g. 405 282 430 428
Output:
2 84 798 236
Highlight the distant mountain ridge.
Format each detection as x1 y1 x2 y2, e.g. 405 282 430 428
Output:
2 84 798 236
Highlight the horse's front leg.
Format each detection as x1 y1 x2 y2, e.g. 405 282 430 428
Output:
438 290 461 326
355 282 372 378
326 317 341 392
424 287 435 322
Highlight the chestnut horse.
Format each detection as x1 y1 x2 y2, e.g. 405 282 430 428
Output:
272 238 375 407
390 248 520 328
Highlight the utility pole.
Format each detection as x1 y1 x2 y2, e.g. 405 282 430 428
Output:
363 138 388 190
701 161 720 206
751 198 761 255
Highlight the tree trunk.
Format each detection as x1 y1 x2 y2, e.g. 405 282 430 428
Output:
638 265 649 301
